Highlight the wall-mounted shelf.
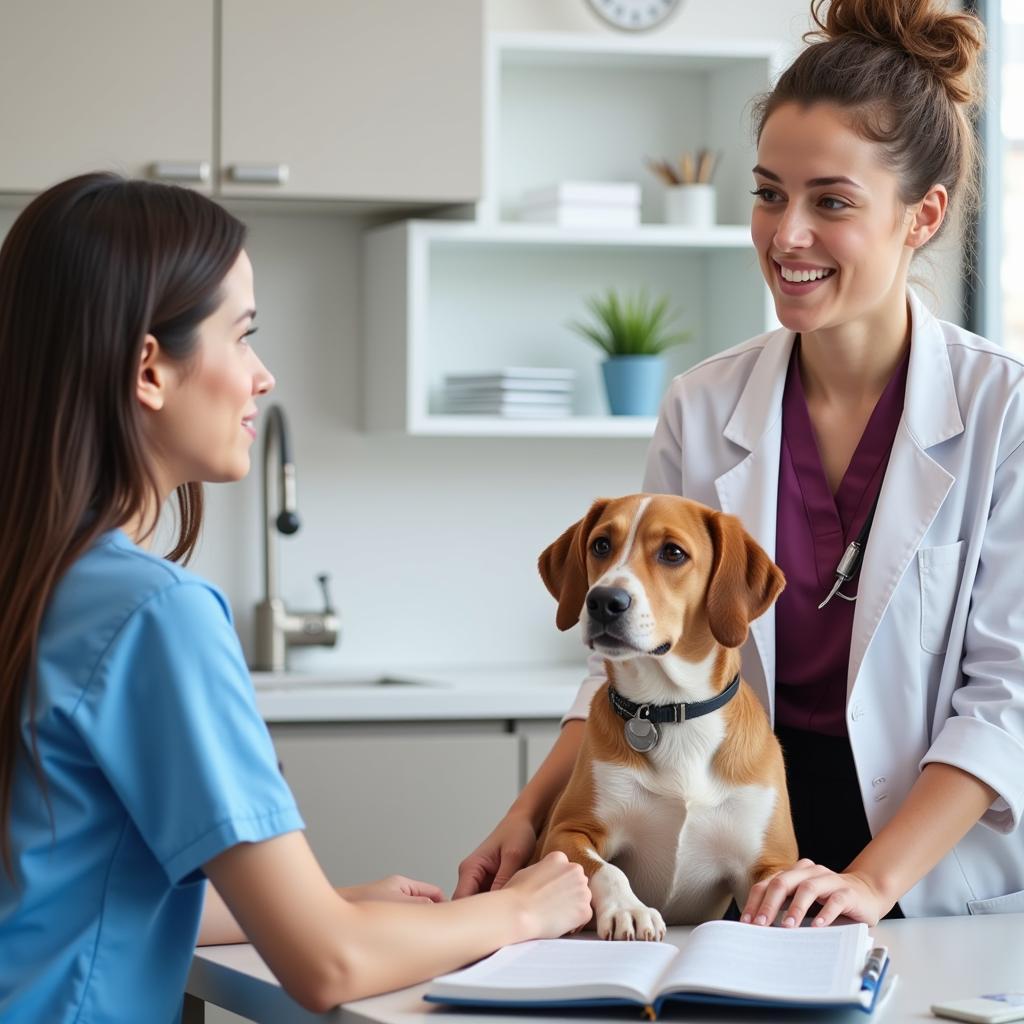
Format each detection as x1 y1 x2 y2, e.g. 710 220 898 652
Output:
405 221 756 250
405 415 657 438
362 33 783 438
482 32 784 226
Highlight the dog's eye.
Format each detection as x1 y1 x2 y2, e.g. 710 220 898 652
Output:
591 537 612 558
659 543 687 564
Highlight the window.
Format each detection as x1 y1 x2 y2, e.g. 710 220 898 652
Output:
978 0 1024 350
1001 1 1024 353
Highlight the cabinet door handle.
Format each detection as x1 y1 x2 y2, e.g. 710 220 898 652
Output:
229 163 290 185
149 161 211 184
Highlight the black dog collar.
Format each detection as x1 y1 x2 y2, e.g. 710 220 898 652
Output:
608 673 741 725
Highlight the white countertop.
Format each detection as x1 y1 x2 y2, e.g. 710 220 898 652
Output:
188 913 1024 1024
251 664 585 722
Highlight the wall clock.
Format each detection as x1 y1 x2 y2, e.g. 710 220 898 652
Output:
585 0 683 32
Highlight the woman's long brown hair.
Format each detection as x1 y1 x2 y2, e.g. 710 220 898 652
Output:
0 173 246 875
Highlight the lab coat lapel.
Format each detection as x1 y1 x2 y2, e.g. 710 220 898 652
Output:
714 328 794 719
847 293 963 696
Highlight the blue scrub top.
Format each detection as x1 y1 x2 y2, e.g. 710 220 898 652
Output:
0 530 304 1023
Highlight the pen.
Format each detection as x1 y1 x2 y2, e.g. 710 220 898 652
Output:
862 945 888 987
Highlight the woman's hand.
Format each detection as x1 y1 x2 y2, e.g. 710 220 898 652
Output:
453 813 538 898
502 851 592 938
741 859 894 927
338 875 445 905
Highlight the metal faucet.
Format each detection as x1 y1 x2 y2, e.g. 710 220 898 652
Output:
252 404 339 671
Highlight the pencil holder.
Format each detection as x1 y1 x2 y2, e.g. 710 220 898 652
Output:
664 184 716 228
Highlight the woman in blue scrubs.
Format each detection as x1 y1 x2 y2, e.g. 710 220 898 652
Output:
0 173 591 1022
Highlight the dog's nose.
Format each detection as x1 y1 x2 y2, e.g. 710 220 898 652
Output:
586 586 632 624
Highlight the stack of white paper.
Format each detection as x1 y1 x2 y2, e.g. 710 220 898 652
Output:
518 182 641 228
442 367 576 418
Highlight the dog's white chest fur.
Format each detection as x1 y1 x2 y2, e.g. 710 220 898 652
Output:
590 723 777 923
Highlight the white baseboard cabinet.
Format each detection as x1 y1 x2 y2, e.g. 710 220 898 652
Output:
269 720 553 894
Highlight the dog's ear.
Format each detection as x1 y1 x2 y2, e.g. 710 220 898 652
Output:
538 499 610 632
705 511 785 648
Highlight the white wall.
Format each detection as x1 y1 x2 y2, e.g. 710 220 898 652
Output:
1 0 965 675
487 0 810 44
190 207 652 672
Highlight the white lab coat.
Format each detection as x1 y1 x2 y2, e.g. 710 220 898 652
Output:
565 291 1024 918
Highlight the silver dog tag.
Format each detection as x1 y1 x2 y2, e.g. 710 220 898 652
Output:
624 716 659 753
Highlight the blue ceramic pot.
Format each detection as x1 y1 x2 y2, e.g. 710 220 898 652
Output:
602 356 666 416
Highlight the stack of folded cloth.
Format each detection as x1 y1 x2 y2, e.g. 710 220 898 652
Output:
443 368 576 418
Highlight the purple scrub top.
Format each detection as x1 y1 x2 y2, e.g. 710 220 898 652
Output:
774 339 910 737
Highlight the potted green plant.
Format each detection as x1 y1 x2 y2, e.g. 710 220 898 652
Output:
569 288 691 416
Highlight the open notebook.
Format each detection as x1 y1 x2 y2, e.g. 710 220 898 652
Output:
425 920 893 1018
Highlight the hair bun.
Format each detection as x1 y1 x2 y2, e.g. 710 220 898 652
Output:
809 0 985 105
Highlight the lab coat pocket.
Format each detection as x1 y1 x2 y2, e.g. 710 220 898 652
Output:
966 888 1024 915
918 541 965 655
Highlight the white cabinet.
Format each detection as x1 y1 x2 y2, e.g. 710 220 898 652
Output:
219 0 482 202
270 722 519 893
517 720 563 781
363 34 782 438
0 1 213 192
0 1 483 204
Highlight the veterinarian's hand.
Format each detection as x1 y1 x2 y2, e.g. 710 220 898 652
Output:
502 851 592 938
740 859 894 927
338 875 446 904
453 813 538 898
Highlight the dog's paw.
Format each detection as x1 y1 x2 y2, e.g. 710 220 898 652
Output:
596 903 666 941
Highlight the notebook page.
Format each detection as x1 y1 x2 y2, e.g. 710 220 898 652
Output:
659 921 870 1003
429 938 679 1003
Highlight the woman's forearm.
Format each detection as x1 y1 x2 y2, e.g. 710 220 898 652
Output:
197 882 247 945
506 720 585 831
847 761 997 906
325 890 531 1003
206 833 590 1013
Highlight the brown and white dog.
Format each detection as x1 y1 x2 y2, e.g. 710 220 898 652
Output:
536 494 797 940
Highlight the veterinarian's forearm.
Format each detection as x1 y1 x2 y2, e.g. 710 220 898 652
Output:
507 720 585 830
846 762 997 906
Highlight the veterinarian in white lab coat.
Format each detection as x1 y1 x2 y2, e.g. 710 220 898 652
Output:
456 0 1024 924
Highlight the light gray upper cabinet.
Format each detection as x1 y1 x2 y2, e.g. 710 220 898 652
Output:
0 1 482 203
0 0 214 193
219 0 483 202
